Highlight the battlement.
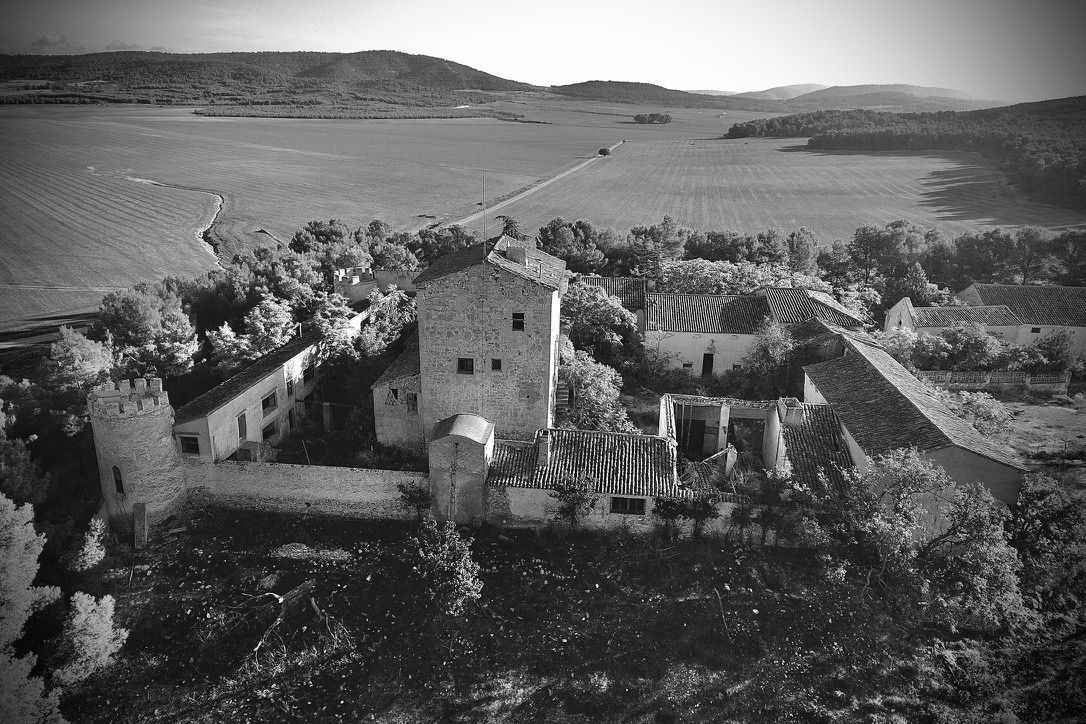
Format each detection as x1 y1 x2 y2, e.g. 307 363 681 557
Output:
88 378 171 418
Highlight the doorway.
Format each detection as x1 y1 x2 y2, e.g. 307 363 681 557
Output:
701 353 715 377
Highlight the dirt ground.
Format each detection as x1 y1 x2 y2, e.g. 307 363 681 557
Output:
998 395 1086 490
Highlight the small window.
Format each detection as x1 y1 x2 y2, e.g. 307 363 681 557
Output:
610 497 646 515
112 466 125 496
288 409 295 429
180 436 200 455
681 362 693 369
457 357 474 375
733 364 742 370
261 391 277 413
237 413 247 440
303 365 314 382
491 358 502 371
406 393 418 413
286 378 294 397
1030 327 1041 333
262 421 277 441
386 388 400 406
512 312 525 331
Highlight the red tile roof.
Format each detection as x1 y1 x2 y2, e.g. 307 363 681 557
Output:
763 287 865 328
911 304 1021 328
487 429 680 497
803 335 1025 471
958 284 1086 327
646 293 770 334
578 277 649 311
413 236 566 289
781 404 853 489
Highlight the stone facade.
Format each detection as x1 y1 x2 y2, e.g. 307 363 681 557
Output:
416 261 560 441
88 379 186 531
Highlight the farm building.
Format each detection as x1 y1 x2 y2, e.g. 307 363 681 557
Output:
955 283 1086 355
576 276 652 330
795 319 1026 503
643 286 865 376
884 296 1021 340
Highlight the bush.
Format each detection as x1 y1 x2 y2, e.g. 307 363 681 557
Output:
598 147 611 156
549 475 602 529
50 592 129 686
67 517 106 572
401 520 482 617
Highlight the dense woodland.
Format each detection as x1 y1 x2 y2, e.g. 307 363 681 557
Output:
724 96 1086 210
3 208 1086 722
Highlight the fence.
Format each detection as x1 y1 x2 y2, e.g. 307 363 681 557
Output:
917 369 1071 393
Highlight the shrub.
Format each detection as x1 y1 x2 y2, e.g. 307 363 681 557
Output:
549 475 602 529
598 147 611 156
401 520 482 617
396 482 432 523
50 592 128 686
67 517 106 572
937 389 1011 435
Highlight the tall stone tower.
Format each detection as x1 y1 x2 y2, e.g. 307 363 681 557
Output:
412 237 567 441
88 378 185 531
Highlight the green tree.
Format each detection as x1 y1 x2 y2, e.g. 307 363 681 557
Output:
242 296 295 356
67 518 106 573
549 474 601 528
680 495 720 540
652 495 684 540
288 218 350 254
49 592 129 686
496 215 528 241
1010 226 1053 284
0 431 51 506
401 520 482 617
37 326 114 392
560 350 638 433
536 218 607 273
739 320 795 396
1006 474 1086 603
396 482 432 523
96 283 198 378
560 284 638 358
1051 229 1086 285
785 227 818 274
355 286 417 358
0 494 63 724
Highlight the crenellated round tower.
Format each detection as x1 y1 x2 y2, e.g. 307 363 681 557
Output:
88 378 185 531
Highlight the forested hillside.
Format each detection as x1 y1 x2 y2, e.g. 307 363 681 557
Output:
0 50 533 114
724 96 1086 209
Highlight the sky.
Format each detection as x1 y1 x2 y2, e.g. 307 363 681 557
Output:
3 0 1085 102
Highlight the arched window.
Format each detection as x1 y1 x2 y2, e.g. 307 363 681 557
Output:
112 466 125 496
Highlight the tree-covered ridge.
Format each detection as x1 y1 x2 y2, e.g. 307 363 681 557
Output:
724 96 1086 209
0 50 533 111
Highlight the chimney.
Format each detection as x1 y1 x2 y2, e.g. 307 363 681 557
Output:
778 397 807 426
507 246 528 266
536 429 552 468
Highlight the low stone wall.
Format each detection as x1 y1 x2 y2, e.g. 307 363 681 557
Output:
917 369 1070 394
183 457 425 520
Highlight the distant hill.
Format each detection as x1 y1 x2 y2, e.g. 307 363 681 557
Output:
549 81 781 111
732 83 828 101
549 80 991 112
0 50 537 117
685 89 736 96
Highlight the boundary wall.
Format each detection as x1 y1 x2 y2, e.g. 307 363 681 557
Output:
917 370 1070 394
183 457 424 520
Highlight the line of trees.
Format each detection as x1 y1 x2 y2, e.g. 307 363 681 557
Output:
633 113 671 124
723 98 1086 210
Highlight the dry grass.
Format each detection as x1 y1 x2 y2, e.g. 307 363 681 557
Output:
464 136 1086 242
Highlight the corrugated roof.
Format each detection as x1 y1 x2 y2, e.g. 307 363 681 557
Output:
413 237 566 289
175 331 319 424
803 336 1025 470
911 304 1021 328
487 429 680 497
646 293 769 334
959 284 1086 327
781 404 853 489
578 277 649 311
763 287 865 328
370 332 420 389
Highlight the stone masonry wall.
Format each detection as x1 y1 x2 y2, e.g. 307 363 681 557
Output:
417 264 558 441
183 457 425 520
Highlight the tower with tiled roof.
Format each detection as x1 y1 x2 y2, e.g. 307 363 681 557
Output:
412 236 568 441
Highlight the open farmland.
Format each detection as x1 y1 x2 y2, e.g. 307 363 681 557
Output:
463 137 1086 241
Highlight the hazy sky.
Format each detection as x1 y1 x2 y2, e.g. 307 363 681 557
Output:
3 0 1084 101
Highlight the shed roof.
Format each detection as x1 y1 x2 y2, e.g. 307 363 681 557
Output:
911 304 1021 328
175 331 319 424
578 277 650 311
370 332 420 389
487 429 680 497
958 283 1086 327
803 336 1025 470
781 404 854 489
762 287 865 328
646 293 770 334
